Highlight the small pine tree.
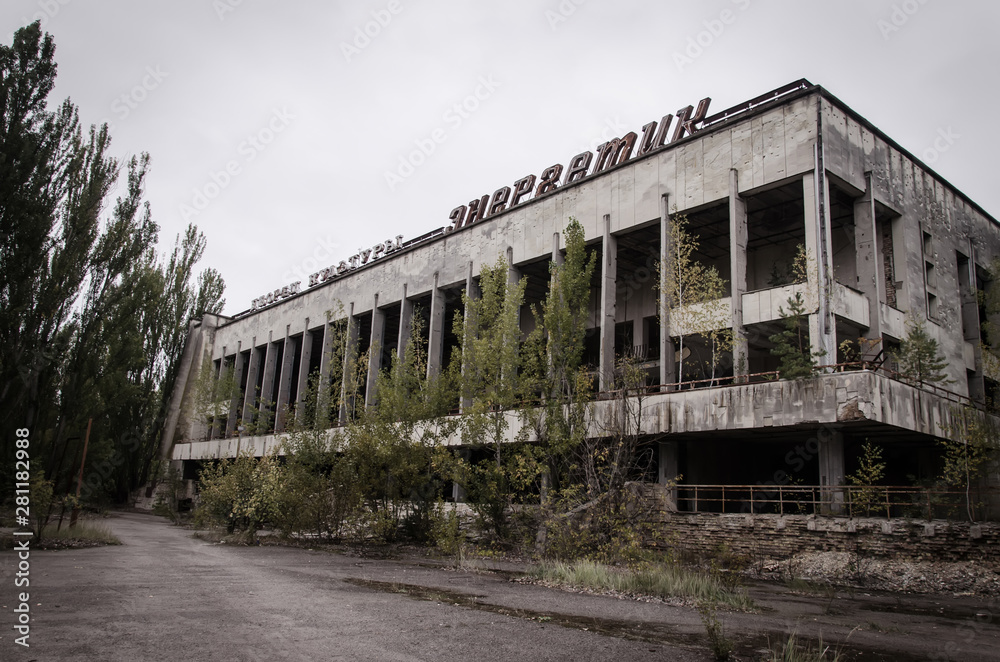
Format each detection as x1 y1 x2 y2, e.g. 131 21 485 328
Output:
894 317 951 384
847 442 887 516
769 292 823 379
940 406 998 522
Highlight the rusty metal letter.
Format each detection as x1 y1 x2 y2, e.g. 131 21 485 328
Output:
510 174 536 207
466 195 490 225
564 151 593 184
593 132 637 174
535 164 563 197
488 186 511 216
449 205 467 231
670 98 711 142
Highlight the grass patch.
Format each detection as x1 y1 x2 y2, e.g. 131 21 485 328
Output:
769 633 843 661
529 559 755 611
34 520 121 548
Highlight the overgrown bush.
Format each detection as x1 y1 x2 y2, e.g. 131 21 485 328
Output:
429 501 465 555
194 451 287 542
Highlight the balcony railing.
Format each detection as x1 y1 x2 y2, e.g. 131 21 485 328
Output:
669 483 997 521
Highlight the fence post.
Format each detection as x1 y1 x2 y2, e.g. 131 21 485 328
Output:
926 488 931 521
885 487 891 520
779 485 784 516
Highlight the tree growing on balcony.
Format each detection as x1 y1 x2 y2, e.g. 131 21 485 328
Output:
769 292 824 380
341 312 456 541
939 406 998 522
846 441 887 516
658 213 731 383
453 255 536 539
521 218 596 500
894 317 951 385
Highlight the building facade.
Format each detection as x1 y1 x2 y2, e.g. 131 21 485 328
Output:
161 80 1000 512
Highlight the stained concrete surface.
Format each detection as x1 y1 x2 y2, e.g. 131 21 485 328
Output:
0 512 997 661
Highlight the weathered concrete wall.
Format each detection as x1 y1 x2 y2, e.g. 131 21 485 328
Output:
821 96 1000 393
206 95 819 363
176 371 979 460
642 488 999 562
167 84 1000 465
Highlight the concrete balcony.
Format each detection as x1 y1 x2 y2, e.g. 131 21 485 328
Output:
743 282 871 328
173 370 976 461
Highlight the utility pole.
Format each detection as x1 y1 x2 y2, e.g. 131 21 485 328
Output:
69 418 93 529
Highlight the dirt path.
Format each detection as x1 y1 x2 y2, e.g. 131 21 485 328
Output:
1 512 997 661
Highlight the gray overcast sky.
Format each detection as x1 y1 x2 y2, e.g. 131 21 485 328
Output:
3 0 997 316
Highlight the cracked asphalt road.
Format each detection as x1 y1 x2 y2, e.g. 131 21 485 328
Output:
1 512 708 661
3 512 998 661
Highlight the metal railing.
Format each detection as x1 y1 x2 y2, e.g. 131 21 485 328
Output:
670 483 997 521
596 360 981 411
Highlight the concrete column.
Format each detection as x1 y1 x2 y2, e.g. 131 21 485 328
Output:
294 321 313 426
543 234 563 389
460 262 477 412
506 246 521 287
258 333 277 431
398 284 413 363
241 339 260 428
658 441 679 511
505 246 523 362
427 274 445 379
854 172 883 341
452 449 471 502
633 313 647 355
208 358 223 440
599 214 617 391
803 170 837 364
961 240 985 401
818 429 845 514
729 169 749 378
339 304 359 424
659 194 676 390
225 341 244 437
161 320 207 460
366 296 385 408
275 326 295 432
316 320 336 423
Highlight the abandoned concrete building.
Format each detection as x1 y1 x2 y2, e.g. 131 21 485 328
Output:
161 79 1000 516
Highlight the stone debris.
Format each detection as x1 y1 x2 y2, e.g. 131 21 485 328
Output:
759 550 1000 596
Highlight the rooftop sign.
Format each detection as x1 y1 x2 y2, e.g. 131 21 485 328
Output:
446 97 711 231
247 96 712 313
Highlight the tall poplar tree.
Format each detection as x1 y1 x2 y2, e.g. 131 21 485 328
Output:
0 23 225 506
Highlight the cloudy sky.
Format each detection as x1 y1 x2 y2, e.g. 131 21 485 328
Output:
3 1 997 316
